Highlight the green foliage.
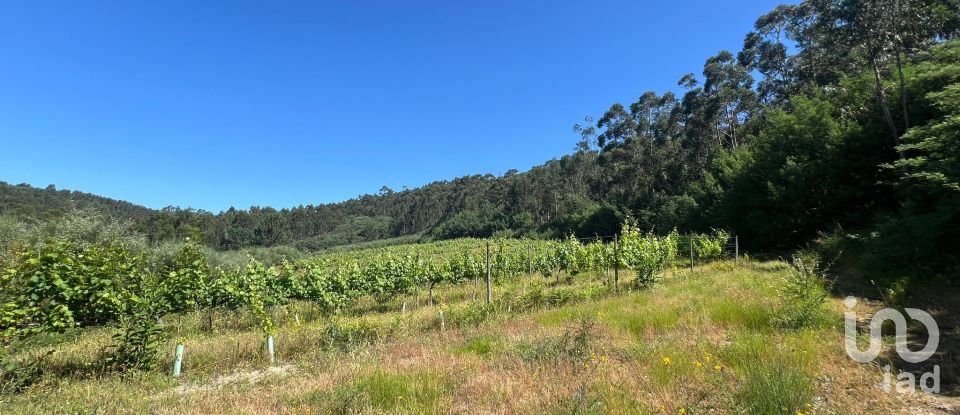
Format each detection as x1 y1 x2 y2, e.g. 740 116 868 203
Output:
698 94 862 248
292 215 394 252
319 318 383 351
0 347 50 396
444 302 494 329
72 244 144 325
0 216 27 262
776 256 830 330
692 229 729 260
3 242 80 336
515 284 609 312
204 244 303 269
157 240 210 313
211 258 276 334
429 209 508 239
39 209 147 252
0 208 146 255
618 221 675 287
876 41 960 272
1 207 731 356
103 296 165 373
518 318 596 368
555 234 584 275
3 5 960 409
456 335 502 356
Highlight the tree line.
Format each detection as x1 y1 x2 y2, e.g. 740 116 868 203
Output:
2 0 958 273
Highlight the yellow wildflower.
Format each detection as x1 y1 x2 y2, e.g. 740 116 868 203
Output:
714 364 722 371
662 356 672 366
693 361 703 368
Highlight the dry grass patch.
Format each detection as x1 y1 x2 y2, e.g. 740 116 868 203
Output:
4 260 957 414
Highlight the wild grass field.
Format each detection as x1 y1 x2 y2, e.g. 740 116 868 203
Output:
4 259 954 414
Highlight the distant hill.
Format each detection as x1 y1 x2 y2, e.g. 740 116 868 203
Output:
0 152 604 252
0 168 588 251
0 181 155 221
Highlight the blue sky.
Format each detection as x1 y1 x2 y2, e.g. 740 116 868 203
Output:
0 0 788 212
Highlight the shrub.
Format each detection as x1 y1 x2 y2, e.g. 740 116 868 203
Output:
776 256 831 330
2 241 79 336
319 318 383 351
518 318 596 369
103 296 165 373
157 241 211 314
692 229 730 260
618 221 675 287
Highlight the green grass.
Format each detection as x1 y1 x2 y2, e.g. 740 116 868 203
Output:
1 260 913 414
723 332 817 415
617 307 681 335
300 370 454 414
709 298 774 331
455 334 503 356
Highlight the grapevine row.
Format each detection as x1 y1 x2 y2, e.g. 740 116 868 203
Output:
0 224 729 342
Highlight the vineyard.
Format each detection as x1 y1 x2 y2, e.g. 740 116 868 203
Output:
3 222 951 414
0 221 731 391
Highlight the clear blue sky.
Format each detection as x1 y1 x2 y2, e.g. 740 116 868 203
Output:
0 0 787 213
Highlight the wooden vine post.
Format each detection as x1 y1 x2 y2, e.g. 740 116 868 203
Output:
735 235 740 263
689 234 695 273
485 240 492 305
613 234 619 291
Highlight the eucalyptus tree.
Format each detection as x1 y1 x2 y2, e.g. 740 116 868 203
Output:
741 0 960 143
739 5 801 104
701 51 759 150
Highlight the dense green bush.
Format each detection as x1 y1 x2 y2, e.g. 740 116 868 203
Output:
619 221 677 287
692 229 730 260
103 295 165 373
158 241 210 314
